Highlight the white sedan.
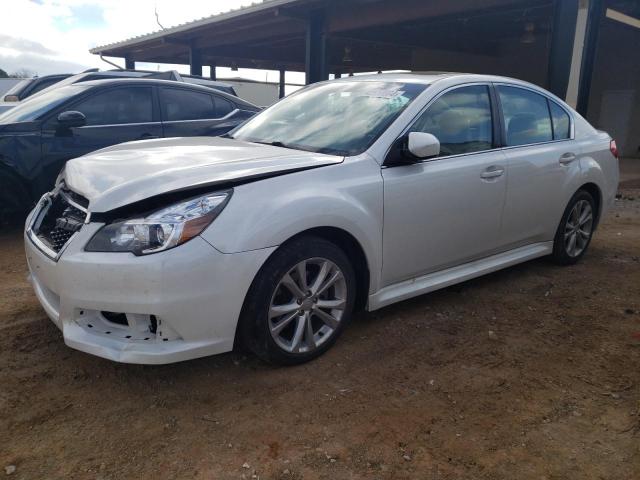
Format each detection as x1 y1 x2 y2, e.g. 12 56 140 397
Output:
24 73 619 365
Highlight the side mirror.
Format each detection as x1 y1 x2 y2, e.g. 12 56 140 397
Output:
407 132 440 159
57 111 86 129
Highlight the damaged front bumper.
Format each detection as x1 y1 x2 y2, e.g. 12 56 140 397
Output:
25 215 275 364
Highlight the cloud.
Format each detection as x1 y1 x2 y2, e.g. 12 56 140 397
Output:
0 51 88 76
0 34 56 56
1 1 305 83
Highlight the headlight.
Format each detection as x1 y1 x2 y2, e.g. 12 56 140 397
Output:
85 190 231 255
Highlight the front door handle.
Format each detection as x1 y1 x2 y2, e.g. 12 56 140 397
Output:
559 152 577 165
480 166 505 180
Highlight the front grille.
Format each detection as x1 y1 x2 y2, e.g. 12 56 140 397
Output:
32 189 88 255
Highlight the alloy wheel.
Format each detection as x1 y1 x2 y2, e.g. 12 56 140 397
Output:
269 257 347 354
564 199 593 257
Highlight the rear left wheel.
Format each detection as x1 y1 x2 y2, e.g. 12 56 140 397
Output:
239 236 356 365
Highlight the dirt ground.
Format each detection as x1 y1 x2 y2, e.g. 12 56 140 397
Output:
1 186 639 480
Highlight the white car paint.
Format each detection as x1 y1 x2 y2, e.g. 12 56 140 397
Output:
24 73 619 364
63 136 343 212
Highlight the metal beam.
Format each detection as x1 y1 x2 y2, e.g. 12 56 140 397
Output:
189 45 203 76
305 10 327 84
279 68 286 98
577 0 603 115
124 56 135 70
210 62 217 80
547 0 579 99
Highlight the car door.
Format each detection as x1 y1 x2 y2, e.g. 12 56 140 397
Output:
495 84 579 247
41 85 161 184
159 87 240 137
381 84 508 286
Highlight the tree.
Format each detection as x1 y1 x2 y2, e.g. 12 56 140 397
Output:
0 68 7 78
10 68 36 78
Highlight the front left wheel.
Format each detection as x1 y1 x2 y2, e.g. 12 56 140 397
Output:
238 236 356 365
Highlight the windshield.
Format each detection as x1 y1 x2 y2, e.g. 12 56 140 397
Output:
230 81 427 156
0 85 88 124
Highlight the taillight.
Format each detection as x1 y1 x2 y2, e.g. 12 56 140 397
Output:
610 140 619 158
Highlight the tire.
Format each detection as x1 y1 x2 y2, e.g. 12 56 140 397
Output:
239 235 356 365
551 190 596 265
0 172 31 226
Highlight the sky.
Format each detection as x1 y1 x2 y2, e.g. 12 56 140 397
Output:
0 0 306 84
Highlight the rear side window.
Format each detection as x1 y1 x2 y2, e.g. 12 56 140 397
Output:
498 86 552 146
28 77 64 96
549 101 570 140
72 87 153 126
214 96 234 117
410 85 493 156
161 88 230 121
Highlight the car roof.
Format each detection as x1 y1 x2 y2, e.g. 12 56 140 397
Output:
335 72 542 87
74 77 257 107
331 72 567 101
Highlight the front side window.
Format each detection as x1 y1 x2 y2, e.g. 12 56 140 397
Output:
409 85 493 156
231 81 426 156
72 87 153 126
549 101 570 140
0 85 90 124
498 86 552 146
28 77 64 96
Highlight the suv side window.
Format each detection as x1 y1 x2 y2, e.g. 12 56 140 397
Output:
72 87 153 126
549 100 570 140
29 77 63 96
161 88 223 121
409 85 493 157
498 86 553 146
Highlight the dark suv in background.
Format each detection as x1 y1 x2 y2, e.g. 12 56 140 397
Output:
0 78 260 221
30 69 238 98
3 73 73 102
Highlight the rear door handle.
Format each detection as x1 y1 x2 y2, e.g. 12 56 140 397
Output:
559 152 577 165
480 166 505 179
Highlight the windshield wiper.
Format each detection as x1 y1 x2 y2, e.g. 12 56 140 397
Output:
252 140 296 150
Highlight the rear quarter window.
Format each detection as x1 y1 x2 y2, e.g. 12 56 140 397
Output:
549 101 571 140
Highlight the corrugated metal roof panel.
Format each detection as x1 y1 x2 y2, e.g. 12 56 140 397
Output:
90 0 303 54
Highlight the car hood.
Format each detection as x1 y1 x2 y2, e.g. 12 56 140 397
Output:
63 136 344 213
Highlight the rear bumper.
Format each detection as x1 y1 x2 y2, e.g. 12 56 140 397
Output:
25 220 275 364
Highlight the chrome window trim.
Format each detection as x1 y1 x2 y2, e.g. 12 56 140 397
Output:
161 108 239 124
76 121 162 129
493 82 576 145
391 81 578 164
498 137 575 153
